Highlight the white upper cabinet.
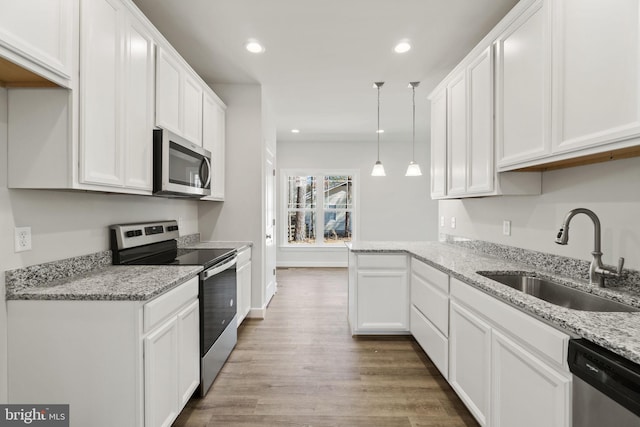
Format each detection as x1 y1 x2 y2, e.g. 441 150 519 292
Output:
123 13 155 191
79 0 154 191
202 90 227 201
551 0 640 153
182 72 203 146
495 0 551 168
446 71 467 196
155 47 182 135
466 47 494 194
156 46 208 147
0 0 76 87
430 38 539 200
79 0 122 187
430 89 447 199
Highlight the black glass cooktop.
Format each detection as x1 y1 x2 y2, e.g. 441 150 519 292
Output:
173 248 236 268
118 241 235 269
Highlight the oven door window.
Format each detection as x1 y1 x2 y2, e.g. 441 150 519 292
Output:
168 141 210 189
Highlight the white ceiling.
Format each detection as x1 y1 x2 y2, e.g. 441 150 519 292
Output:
132 0 519 144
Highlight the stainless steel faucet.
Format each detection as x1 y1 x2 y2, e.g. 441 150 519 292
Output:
555 208 624 287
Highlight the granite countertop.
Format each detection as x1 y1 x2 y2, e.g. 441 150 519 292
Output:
349 241 640 364
7 265 202 301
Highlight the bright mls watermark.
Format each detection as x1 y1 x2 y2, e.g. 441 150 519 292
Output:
0 405 68 426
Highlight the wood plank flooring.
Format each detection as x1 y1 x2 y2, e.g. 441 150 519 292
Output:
173 267 479 427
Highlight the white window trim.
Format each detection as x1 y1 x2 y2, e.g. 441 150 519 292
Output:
280 169 359 249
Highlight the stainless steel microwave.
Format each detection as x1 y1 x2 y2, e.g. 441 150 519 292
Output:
153 128 212 198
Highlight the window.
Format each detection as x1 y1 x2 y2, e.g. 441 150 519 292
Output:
283 171 356 247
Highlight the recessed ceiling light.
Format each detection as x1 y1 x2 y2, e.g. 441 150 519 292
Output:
291 129 300 133
245 40 265 53
394 41 411 53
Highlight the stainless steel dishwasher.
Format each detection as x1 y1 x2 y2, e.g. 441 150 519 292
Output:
568 339 640 427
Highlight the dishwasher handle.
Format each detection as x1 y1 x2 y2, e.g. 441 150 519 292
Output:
568 339 640 417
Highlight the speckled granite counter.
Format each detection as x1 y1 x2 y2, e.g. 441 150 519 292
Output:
349 241 640 364
6 251 202 301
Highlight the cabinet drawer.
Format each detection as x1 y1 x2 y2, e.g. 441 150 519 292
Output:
411 305 448 379
450 278 569 369
411 269 449 337
357 254 407 269
411 258 448 292
144 276 199 333
237 247 251 266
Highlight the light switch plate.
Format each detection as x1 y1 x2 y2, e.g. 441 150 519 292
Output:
451 217 456 229
15 226 32 252
503 220 511 236
440 216 445 227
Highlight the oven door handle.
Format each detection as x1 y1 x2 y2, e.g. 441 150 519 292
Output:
203 256 237 279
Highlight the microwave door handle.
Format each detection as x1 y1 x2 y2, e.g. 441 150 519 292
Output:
202 157 211 188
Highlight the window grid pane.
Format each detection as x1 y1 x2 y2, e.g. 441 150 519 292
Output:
287 176 316 209
287 211 316 243
324 175 352 209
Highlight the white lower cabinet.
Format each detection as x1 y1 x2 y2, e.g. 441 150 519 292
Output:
348 253 409 335
7 276 200 427
449 300 492 426
450 277 571 427
410 258 450 378
236 246 252 325
491 329 571 427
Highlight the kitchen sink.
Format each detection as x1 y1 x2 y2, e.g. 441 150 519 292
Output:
477 272 639 312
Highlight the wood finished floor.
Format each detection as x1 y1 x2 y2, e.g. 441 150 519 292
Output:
173 267 479 427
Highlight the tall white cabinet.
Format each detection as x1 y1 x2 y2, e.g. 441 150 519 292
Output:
79 0 154 191
495 0 550 168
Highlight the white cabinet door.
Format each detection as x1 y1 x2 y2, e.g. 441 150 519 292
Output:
430 89 447 199
123 15 154 191
79 0 123 187
156 47 182 135
144 316 179 427
0 0 74 83
446 71 467 196
496 0 550 167
552 0 640 153
182 72 203 145
466 46 494 194
492 329 571 427
356 269 409 332
177 299 199 407
352 255 409 334
449 301 491 426
202 91 226 201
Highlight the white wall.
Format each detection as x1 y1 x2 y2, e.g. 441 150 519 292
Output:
198 84 267 310
277 138 439 266
439 156 640 269
0 88 200 403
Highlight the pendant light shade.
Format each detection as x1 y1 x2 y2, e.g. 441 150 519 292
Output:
406 81 423 177
371 82 386 177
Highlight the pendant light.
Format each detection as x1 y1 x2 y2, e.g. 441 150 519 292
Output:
371 82 386 177
405 81 423 176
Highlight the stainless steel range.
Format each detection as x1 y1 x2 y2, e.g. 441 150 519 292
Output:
110 220 237 397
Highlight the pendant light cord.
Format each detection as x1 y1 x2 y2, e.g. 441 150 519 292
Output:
412 85 416 161
377 84 381 161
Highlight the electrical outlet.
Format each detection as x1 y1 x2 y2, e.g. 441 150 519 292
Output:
440 216 445 227
503 220 511 236
15 226 32 252
450 217 456 229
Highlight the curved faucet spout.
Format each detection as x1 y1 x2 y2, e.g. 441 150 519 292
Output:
554 208 623 287
556 208 601 253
